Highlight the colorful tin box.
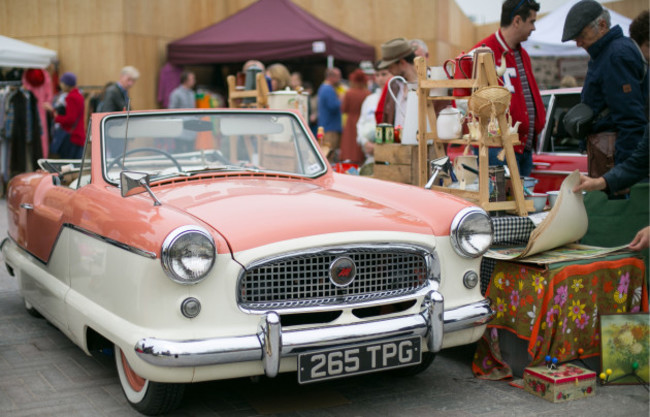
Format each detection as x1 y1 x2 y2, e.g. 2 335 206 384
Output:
523 364 596 403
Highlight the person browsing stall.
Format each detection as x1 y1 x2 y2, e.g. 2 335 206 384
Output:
409 38 429 60
573 124 649 252
376 38 418 127
357 63 392 163
168 71 196 109
374 38 428 126
561 1 648 170
340 69 370 164
473 0 546 176
573 124 648 197
44 72 85 159
317 67 343 162
98 66 140 112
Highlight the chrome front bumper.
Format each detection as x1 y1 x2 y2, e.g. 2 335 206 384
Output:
134 291 493 377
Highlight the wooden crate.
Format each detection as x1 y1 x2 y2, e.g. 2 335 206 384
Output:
373 143 435 185
259 140 296 172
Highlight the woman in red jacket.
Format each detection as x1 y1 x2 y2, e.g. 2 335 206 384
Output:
45 72 85 159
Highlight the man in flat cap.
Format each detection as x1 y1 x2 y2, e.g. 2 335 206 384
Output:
562 0 647 177
472 0 546 177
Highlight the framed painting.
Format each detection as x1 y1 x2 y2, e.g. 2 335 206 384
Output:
600 313 649 384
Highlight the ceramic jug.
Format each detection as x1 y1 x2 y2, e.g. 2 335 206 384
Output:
387 76 421 145
436 106 463 140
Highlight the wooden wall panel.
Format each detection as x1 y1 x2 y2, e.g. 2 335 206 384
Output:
436 0 449 42
476 22 499 45
57 35 123 88
4 0 551 109
57 0 124 35
407 0 436 42
122 0 250 39
432 0 476 66
125 35 160 110
2 0 59 37
14 36 61 53
452 6 476 53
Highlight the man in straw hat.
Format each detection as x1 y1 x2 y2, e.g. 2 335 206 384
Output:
472 0 545 176
375 38 419 128
562 0 647 173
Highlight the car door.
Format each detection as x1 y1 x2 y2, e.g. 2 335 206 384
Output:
532 90 587 193
21 175 76 330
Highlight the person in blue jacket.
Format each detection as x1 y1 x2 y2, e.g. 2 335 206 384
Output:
573 124 649 251
574 124 648 195
562 0 648 166
317 67 343 162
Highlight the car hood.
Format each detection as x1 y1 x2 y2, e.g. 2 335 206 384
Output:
152 175 466 253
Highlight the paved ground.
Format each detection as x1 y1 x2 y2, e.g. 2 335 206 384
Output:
0 197 648 416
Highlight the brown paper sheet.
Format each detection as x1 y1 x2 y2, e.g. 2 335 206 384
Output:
486 170 589 260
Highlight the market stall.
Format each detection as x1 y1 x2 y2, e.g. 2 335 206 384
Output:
474 252 647 380
0 35 57 69
166 0 375 65
369 47 648 389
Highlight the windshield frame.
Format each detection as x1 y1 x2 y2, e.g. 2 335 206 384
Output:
99 109 328 186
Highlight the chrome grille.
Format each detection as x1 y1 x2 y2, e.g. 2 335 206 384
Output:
238 247 430 310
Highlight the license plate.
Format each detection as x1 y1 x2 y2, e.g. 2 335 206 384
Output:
298 337 421 384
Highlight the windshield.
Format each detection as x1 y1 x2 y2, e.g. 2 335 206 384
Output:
101 111 327 184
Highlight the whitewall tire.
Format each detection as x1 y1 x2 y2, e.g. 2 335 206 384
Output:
114 344 185 415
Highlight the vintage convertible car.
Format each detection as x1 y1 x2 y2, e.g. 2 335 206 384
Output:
2 109 493 415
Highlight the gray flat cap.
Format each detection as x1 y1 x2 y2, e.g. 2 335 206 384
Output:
562 0 604 42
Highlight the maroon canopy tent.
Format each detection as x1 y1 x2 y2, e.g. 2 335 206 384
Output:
167 0 375 65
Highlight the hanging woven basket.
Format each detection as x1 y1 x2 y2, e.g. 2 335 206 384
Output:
468 86 511 118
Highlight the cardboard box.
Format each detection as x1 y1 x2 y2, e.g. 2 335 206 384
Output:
373 143 435 185
523 364 596 403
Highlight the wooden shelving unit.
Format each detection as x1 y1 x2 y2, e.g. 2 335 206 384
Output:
226 72 269 109
415 53 532 216
224 73 270 162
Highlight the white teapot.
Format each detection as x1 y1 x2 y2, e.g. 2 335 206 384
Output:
437 106 463 140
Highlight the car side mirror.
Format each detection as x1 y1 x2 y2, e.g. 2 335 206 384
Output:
120 171 162 206
425 156 451 189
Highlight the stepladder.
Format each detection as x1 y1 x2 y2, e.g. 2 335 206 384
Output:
415 53 533 216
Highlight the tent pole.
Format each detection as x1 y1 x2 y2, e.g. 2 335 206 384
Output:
327 55 334 69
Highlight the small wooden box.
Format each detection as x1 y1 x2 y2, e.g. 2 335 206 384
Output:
373 143 434 185
523 364 596 403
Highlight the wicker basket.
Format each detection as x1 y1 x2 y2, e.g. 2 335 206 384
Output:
468 86 511 118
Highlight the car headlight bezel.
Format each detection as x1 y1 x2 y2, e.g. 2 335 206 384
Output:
450 207 493 258
161 226 216 285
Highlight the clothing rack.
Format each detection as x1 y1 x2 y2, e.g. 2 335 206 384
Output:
0 80 22 88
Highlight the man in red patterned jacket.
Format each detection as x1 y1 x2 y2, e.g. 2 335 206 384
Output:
473 0 546 176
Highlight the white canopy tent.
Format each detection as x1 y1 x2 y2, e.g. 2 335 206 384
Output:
0 35 57 69
522 0 631 57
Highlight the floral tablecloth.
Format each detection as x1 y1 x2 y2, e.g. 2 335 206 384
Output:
473 255 648 380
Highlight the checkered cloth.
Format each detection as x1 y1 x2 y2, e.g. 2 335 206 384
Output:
480 258 497 295
480 216 536 294
491 216 535 245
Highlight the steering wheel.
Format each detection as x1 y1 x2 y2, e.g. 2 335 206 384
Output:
107 147 183 172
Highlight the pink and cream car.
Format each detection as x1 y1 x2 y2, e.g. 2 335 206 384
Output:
2 109 493 415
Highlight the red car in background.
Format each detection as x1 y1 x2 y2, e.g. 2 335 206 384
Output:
531 87 586 192
446 87 586 193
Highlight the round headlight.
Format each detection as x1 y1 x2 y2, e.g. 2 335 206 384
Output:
162 226 215 285
450 207 493 258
